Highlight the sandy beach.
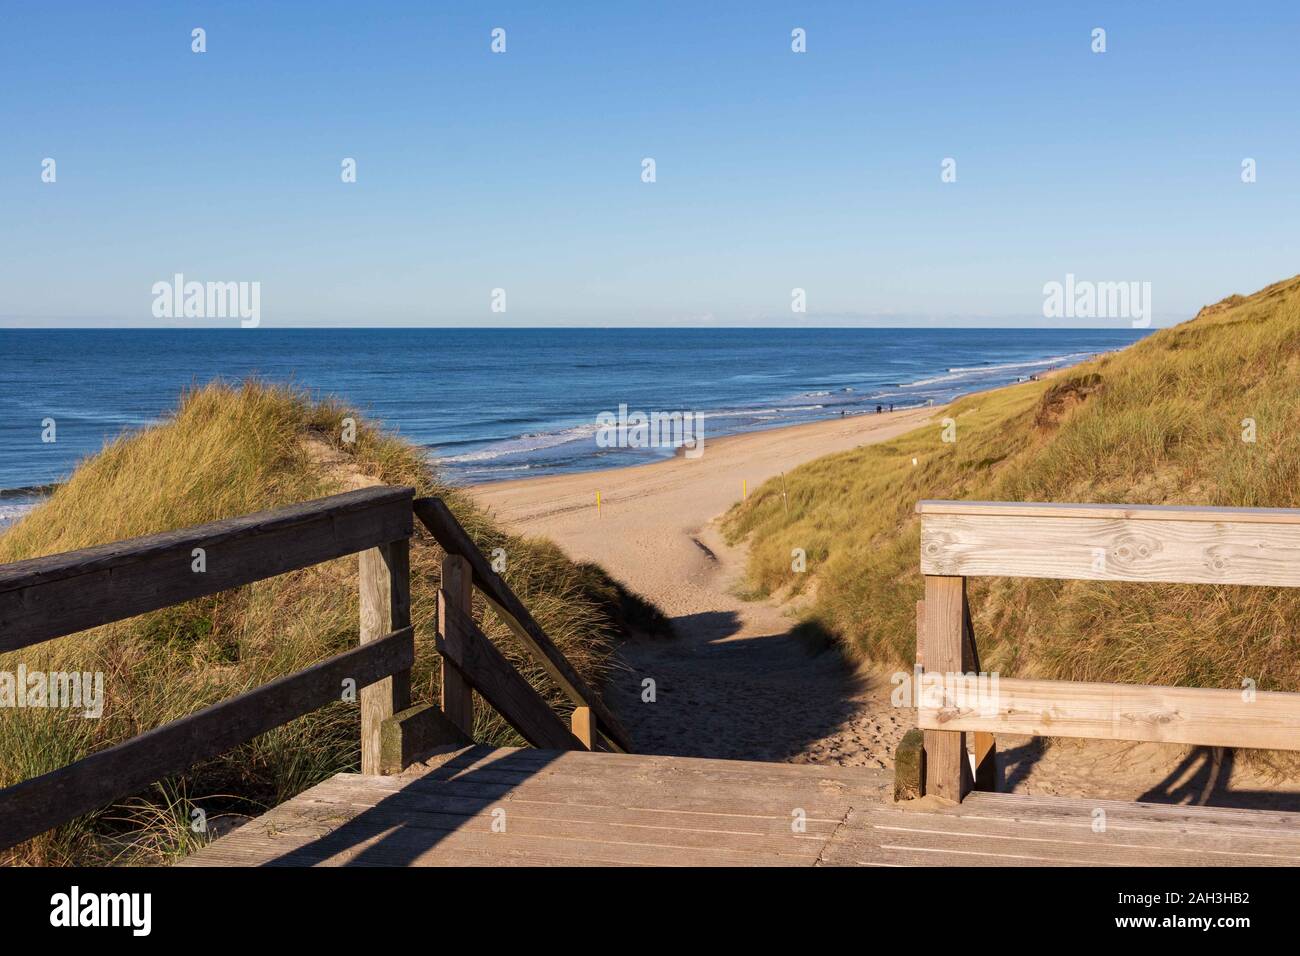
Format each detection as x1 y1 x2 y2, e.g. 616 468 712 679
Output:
471 406 935 766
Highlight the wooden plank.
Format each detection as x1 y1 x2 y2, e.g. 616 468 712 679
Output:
414 496 633 752
220 789 833 859
439 553 475 737
919 676 1300 751
923 795 1300 856
347 776 873 825
364 765 887 815
183 754 864 867
857 819 1289 867
917 499 1300 525
359 540 412 774
197 815 817 868
435 595 584 751
921 509 1300 586
960 789 1300 837
571 706 596 750
0 627 414 851
397 743 891 790
306 777 855 833
921 576 968 802
0 486 414 652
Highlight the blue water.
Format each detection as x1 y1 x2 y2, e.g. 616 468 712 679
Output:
0 328 1147 513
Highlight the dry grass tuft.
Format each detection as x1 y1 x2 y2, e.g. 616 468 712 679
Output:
0 380 667 865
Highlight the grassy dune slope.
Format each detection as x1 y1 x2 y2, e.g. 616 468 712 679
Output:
724 275 1300 695
0 382 667 865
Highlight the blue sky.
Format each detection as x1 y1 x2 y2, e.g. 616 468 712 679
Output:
2 1 1298 327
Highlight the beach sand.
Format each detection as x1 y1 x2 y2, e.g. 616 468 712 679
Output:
471 406 932 767
470 403 1300 809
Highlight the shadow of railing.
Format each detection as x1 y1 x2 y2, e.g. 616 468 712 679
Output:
264 747 564 866
1139 746 1300 813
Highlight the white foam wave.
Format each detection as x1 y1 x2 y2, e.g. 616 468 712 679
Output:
904 352 1093 387
946 352 1093 374
437 423 601 463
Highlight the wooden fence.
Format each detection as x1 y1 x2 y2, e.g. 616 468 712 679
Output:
0 487 627 851
914 500 1300 802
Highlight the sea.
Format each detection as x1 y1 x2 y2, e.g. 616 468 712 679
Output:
0 328 1148 523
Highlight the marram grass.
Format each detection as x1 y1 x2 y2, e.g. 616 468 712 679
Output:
0 381 667 865
725 275 1300 712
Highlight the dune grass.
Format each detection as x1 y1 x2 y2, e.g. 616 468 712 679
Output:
724 275 1300 705
0 381 668 865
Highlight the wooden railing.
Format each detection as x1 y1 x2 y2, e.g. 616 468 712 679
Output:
913 500 1300 802
0 486 628 852
414 497 633 754
0 486 415 850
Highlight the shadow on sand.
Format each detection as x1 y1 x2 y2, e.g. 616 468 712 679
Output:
605 609 874 763
998 739 1300 813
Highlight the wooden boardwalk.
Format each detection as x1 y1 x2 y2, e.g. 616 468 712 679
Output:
183 745 1300 867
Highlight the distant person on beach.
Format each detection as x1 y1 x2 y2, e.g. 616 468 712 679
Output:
889 403 894 412
876 404 882 414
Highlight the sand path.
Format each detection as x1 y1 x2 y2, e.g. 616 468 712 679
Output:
469 408 933 765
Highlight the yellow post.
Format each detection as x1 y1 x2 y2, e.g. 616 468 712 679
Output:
596 490 601 516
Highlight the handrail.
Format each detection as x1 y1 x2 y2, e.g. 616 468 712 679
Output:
0 485 414 651
436 597 585 750
414 496 633 753
913 499 1300 804
919 497 1300 587
0 486 634 853
917 499 1300 523
0 487 416 852
0 628 413 850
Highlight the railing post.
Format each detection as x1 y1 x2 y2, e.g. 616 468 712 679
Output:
439 553 475 738
571 706 597 750
359 539 412 775
922 574 970 802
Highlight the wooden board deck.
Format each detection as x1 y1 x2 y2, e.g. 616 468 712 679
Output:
180 746 1300 867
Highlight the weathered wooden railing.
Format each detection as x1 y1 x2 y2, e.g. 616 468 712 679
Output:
0 486 415 850
414 497 633 754
0 486 628 852
911 500 1300 803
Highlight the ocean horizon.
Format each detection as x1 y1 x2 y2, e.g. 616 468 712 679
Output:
0 327 1147 519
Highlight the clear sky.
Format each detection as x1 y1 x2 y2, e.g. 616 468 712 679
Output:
2 1 1298 328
